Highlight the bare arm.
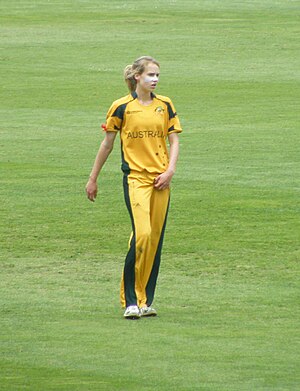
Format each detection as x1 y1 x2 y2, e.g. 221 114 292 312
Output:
154 132 180 190
85 131 117 202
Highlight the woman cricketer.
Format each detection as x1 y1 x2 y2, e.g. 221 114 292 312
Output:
85 56 182 319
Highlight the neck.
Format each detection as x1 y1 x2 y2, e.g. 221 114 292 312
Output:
135 87 153 105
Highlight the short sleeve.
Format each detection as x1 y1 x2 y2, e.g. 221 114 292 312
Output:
105 101 126 132
167 100 182 134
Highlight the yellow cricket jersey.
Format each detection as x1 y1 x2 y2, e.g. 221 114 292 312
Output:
105 91 182 174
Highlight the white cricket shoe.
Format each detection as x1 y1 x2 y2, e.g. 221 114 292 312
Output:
140 306 157 317
124 305 141 320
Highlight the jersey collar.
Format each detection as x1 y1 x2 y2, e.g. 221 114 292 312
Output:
131 91 156 99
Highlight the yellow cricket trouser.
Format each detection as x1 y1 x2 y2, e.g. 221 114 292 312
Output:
120 170 170 308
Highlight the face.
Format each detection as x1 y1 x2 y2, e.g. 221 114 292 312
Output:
135 63 160 92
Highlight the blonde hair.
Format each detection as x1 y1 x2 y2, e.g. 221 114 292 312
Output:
124 56 160 92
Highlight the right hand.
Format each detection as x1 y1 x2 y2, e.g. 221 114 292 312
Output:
86 179 98 202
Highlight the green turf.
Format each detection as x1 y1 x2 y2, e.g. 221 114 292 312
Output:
0 0 299 390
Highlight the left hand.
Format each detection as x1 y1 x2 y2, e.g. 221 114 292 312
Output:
154 169 174 190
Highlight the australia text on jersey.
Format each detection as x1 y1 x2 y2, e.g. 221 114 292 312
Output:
127 130 165 139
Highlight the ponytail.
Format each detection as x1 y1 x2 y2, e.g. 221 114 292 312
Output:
124 64 137 92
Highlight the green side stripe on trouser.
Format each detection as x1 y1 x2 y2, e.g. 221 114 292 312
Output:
145 196 170 307
122 174 137 307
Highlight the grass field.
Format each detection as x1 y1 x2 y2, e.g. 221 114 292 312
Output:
1 1 299 390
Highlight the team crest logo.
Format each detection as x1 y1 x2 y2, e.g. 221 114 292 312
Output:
155 106 164 114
